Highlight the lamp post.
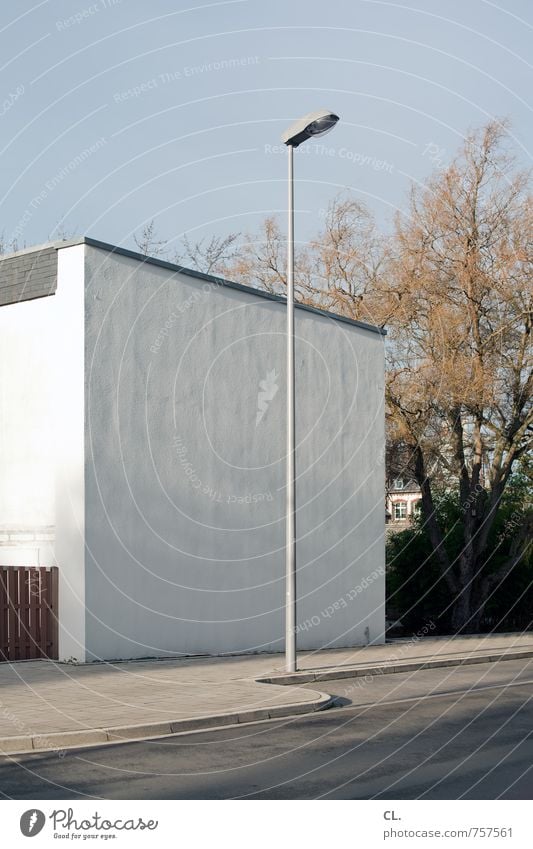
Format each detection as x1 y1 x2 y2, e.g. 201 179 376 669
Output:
281 109 340 672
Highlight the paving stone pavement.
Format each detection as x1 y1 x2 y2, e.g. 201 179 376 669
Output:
0 633 530 749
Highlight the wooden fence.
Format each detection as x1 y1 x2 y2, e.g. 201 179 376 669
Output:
0 566 58 661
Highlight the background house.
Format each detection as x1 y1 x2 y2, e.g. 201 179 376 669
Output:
386 478 422 532
0 238 386 662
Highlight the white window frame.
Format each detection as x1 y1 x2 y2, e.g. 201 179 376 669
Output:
394 501 407 520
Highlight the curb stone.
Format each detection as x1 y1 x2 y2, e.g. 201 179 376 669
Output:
257 648 533 686
0 690 333 756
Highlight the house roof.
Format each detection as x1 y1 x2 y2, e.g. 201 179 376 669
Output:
387 478 421 494
0 236 386 336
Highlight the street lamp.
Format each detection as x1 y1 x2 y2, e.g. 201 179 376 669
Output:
281 109 340 673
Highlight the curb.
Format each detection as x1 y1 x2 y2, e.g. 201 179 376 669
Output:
257 648 533 686
0 690 333 756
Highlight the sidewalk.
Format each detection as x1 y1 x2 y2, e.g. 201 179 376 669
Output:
0 632 531 755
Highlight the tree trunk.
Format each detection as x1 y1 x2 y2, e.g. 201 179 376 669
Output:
450 585 474 632
450 577 491 633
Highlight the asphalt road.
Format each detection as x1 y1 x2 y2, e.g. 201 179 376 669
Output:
1 658 532 800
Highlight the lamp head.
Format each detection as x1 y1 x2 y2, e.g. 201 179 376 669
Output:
281 109 339 147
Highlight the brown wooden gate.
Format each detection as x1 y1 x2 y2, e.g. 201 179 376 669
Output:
0 566 58 661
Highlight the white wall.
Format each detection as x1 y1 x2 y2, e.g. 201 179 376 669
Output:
0 295 57 536
0 250 86 661
0 245 87 661
0 286 57 571
82 245 385 660
0 532 54 568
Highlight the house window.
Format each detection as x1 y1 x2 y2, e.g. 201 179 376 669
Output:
413 500 422 516
394 478 404 490
394 501 407 520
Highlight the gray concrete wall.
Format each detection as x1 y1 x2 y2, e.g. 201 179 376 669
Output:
82 243 385 660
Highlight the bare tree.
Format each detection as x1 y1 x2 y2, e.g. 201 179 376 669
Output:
386 120 532 631
0 223 71 257
225 217 288 294
48 222 75 242
134 220 169 257
309 195 388 323
175 232 240 276
0 232 23 255
225 198 389 318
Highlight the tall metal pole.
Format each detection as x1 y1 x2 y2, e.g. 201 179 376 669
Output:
285 143 297 673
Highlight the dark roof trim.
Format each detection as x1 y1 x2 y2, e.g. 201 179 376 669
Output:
0 237 386 335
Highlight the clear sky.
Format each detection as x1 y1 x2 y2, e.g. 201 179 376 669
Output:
1 0 531 254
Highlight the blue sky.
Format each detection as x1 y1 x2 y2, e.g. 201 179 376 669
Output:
1 0 531 253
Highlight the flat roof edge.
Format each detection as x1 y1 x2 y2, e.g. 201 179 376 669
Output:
0 238 85 260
